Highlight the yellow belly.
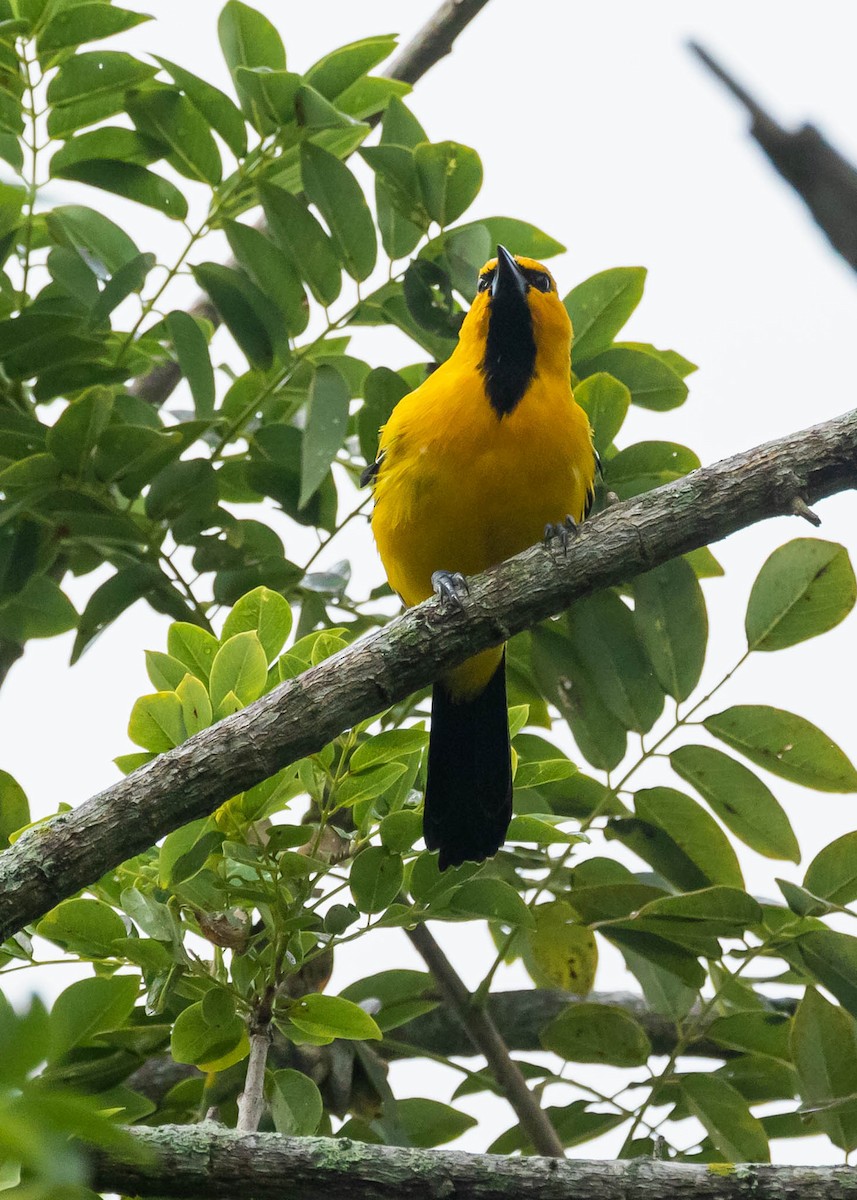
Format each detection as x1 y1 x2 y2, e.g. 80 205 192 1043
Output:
371 366 594 697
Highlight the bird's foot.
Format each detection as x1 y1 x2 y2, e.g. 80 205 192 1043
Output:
432 570 469 610
543 515 580 554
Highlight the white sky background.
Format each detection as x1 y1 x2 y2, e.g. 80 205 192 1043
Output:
1 0 857 1164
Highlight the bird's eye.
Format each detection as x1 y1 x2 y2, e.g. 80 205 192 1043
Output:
531 272 552 293
477 272 493 293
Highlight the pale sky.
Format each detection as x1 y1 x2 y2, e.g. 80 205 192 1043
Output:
1 0 856 1164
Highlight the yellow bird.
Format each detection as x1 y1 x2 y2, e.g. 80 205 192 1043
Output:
362 246 597 868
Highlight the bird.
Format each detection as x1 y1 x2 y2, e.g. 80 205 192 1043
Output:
362 245 597 869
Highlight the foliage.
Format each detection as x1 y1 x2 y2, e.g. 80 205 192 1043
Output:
0 0 856 1187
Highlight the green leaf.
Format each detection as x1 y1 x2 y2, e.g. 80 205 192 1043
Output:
397 1097 477 1148
47 49 158 112
159 817 223 887
209 630 268 710
90 251 155 323
707 1012 792 1062
514 758 576 788
530 624 627 771
0 575 77 641
300 142 376 281
527 900 597 994
574 372 630 456
340 969 436 1031
300 364 350 507
53 158 188 220
47 204 139 275
603 440 700 499
231 66 301 133
222 586 292 661
634 786 744 888
154 56 247 158
168 621 219 683
145 650 189 692
805 833 857 906
270 1069 323 1136
671 744 800 862
638 886 762 929
259 183 341 306
191 261 281 369
745 538 856 652
448 878 534 928
38 897 127 960
578 345 688 411
349 846 403 913
165 311 215 417
490 1101 624 1155
177 673 212 736
565 267 646 361
48 975 138 1062
218 0 286 82
680 1073 770 1162
351 728 428 772
305 35 397 100
289 993 382 1042
38 4 150 54
358 366 410 463
128 87 222 185
414 140 482 227
45 386 113 474
336 762 407 810
223 220 309 337
704 705 857 793
72 564 166 663
632 557 707 701
0 769 28 844
379 809 422 853
171 999 247 1069
128 691 186 752
797 931 857 1019
541 1003 651 1066
792 988 857 1152
562 591 664 733
455 216 565 260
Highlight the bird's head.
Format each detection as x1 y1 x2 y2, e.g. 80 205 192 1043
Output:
460 245 572 416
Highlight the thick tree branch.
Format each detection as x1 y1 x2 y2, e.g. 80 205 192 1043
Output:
90 1125 857 1199
690 42 857 272
0 408 855 941
406 924 565 1157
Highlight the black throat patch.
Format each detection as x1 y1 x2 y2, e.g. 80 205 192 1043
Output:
482 286 536 417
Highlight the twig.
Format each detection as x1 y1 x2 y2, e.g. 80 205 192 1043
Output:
1 407 856 941
236 1030 271 1132
690 41 857 272
89 1124 857 1199
406 923 565 1157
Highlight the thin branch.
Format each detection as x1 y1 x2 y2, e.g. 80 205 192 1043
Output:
406 923 565 1157
89 1124 857 1199
236 1031 271 1132
690 41 857 273
0 407 856 941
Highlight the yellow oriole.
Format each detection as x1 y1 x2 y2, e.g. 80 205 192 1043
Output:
363 246 597 868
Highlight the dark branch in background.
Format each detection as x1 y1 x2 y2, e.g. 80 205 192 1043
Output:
690 41 857 273
90 1125 857 1200
406 924 565 1157
0 0 494 686
0 408 855 941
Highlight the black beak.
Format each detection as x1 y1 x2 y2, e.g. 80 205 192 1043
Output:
492 244 527 301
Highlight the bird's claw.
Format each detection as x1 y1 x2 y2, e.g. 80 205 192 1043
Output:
432 570 469 609
543 514 579 554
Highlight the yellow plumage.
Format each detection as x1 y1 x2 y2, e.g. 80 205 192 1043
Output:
366 248 596 866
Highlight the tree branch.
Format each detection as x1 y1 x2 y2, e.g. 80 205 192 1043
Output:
1 408 855 941
89 1124 857 1199
406 924 565 1157
690 42 857 273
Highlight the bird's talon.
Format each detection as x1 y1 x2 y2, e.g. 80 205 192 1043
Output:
544 515 580 555
432 570 469 609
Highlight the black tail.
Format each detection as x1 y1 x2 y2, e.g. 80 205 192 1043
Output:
424 656 512 870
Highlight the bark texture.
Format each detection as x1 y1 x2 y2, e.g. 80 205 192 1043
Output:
89 1125 857 1199
0 408 855 942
